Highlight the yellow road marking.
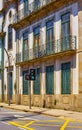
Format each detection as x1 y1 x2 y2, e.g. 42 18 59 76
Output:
60 119 70 130
9 122 22 127
9 121 35 130
23 121 35 127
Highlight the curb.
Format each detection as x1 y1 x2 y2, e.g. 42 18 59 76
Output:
0 104 64 118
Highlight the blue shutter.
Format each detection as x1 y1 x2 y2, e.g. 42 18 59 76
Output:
34 68 40 94
23 32 28 61
46 66 54 94
9 72 13 99
61 62 71 94
23 70 28 95
46 20 54 55
61 13 70 51
8 25 12 50
24 0 28 15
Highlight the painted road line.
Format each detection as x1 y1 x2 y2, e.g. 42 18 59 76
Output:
23 121 35 127
60 119 70 130
1 121 11 126
9 121 35 130
9 121 23 127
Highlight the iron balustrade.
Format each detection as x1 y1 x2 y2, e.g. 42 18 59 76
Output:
12 0 56 23
16 36 77 63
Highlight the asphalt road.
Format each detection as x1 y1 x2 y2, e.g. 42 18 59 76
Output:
0 107 82 130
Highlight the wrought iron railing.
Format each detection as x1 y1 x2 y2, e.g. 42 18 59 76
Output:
12 0 56 23
16 36 77 63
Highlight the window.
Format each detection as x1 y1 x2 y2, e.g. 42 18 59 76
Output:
46 66 54 94
24 0 28 14
61 62 71 94
8 25 12 50
46 20 54 55
34 0 40 10
61 13 70 50
33 26 40 58
34 68 40 94
23 31 28 61
23 70 28 95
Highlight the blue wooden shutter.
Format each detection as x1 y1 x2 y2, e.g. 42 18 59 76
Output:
23 70 28 94
8 25 12 50
33 26 40 58
23 32 28 61
46 66 54 94
9 72 13 99
61 62 71 94
61 13 70 51
34 68 40 94
46 20 54 55
24 0 28 15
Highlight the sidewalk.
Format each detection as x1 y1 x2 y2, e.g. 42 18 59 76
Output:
0 103 82 121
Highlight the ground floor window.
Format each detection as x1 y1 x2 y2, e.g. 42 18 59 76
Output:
61 62 71 94
33 68 40 94
46 65 54 94
23 70 28 95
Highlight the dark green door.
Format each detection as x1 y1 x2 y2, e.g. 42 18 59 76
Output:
23 70 28 95
9 72 13 99
34 68 40 94
46 66 54 94
61 62 71 94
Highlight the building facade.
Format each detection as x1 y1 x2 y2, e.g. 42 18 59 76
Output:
0 0 82 111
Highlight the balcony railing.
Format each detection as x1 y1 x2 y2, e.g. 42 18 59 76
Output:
12 0 56 24
16 36 77 63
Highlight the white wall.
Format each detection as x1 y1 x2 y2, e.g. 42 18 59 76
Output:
0 0 3 11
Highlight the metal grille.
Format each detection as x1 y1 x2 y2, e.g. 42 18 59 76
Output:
16 36 77 63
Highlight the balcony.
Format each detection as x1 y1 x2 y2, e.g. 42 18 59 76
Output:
12 0 76 30
16 35 77 65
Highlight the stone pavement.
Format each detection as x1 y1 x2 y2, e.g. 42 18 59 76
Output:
0 103 82 121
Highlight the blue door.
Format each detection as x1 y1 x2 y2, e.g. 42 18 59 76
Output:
61 62 71 94
9 72 13 99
